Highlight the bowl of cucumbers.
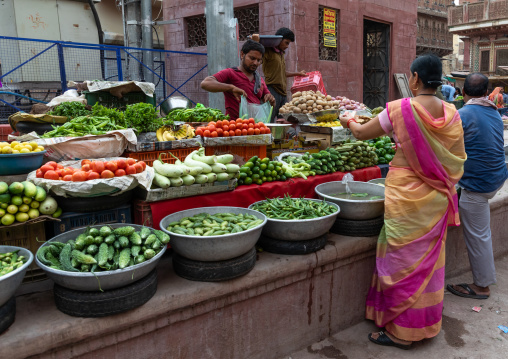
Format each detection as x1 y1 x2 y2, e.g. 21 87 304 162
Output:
0 246 34 307
35 223 168 291
160 207 267 261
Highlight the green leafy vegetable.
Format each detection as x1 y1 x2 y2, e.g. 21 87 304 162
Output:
124 103 165 133
41 115 127 138
47 102 91 119
167 103 229 123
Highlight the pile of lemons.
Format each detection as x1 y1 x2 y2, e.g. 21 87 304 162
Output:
311 121 342 127
0 141 45 154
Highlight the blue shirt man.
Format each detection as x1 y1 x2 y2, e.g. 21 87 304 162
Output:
440 84 456 101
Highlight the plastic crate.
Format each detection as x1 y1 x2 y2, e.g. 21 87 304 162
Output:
205 145 267 160
47 204 132 237
132 198 153 227
0 124 17 142
127 147 200 167
290 71 327 96
0 221 46 282
83 91 156 111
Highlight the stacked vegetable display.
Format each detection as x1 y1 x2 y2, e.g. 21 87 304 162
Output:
196 118 271 138
251 196 338 220
239 157 288 185
0 250 28 276
366 136 396 164
152 147 240 188
37 225 169 272
166 103 229 123
166 212 263 236
35 158 147 181
0 181 60 225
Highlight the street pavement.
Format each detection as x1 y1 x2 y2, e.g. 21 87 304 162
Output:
282 254 508 359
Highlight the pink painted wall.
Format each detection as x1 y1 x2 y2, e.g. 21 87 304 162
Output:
163 0 417 106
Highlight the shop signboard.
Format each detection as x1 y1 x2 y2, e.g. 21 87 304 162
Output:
323 8 337 48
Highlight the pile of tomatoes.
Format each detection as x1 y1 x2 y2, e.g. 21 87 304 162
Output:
195 118 271 138
35 158 147 182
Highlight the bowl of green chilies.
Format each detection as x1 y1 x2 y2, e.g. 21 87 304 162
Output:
248 197 340 241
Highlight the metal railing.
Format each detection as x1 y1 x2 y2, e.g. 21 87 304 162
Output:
0 36 209 120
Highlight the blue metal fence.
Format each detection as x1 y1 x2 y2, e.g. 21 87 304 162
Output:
0 36 208 120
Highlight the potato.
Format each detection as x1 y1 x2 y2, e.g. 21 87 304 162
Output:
306 100 314 106
293 107 302 113
316 91 322 96
317 105 323 110
316 100 326 106
303 110 308 114
299 104 307 110
324 105 331 110
293 91 302 98
326 95 332 101
332 101 341 106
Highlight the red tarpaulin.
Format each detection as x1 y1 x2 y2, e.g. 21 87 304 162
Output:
150 166 381 229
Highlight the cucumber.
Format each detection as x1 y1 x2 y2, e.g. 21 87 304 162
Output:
98 243 109 267
118 248 131 269
195 174 208 184
153 172 171 189
225 164 240 173
216 173 229 182
59 243 79 272
181 174 195 186
71 250 97 265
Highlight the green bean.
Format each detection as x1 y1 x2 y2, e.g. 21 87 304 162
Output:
251 195 337 220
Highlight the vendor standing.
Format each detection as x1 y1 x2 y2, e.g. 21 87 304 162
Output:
262 28 306 122
200 40 274 120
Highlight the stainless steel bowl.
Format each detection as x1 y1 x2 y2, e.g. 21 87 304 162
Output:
309 109 341 122
35 224 167 292
367 178 386 186
315 181 385 220
0 245 34 307
160 96 192 117
160 207 266 261
248 199 340 241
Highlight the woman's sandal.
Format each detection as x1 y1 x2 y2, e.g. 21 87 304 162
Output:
368 331 412 350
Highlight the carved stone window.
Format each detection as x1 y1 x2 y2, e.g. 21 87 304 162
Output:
496 49 508 75
318 6 340 61
480 50 490 72
185 5 259 48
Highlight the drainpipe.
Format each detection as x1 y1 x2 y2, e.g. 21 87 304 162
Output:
126 0 142 81
141 0 154 84
87 0 105 79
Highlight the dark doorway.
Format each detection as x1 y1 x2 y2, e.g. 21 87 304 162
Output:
363 20 390 109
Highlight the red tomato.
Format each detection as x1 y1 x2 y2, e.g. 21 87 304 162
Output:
40 164 54 174
92 161 105 174
242 124 249 130
106 161 118 172
126 158 136 166
229 124 236 131
208 125 216 132
254 123 261 129
248 118 255 124
208 121 216 127
259 122 266 128
101 170 115 179
203 130 211 137
229 120 236 125
241 129 248 136
215 121 222 128
87 171 100 180
46 161 58 169
235 129 242 136
223 125 229 132
81 164 91 172
247 128 255 135
134 163 143 173
125 165 137 175
36 169 43 178
221 120 229 127
248 123 255 129
55 169 63 177
138 161 146 171
115 159 126 169
81 159 91 166
44 170 59 180
63 175 73 181
216 128 223 136
260 128 266 134
62 167 74 177
196 128 204 137
211 131 218 138
114 169 126 177
223 130 230 137
242 119 249 125
265 127 271 134
56 164 64 170
72 171 87 182
254 128 261 135
229 130 235 137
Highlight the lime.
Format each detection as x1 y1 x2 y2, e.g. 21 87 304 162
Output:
255 179 263 185
243 161 254 168
247 170 253 176
239 172 247 179
22 196 32 204
252 166 260 173
0 208 5 217
275 166 282 172
11 195 23 206
271 170 277 177
0 203 7 209
261 176 267 182
1 213 15 226
267 177 273 182
240 167 250 173
6 204 18 214
28 208 39 219
267 164 275 171
252 174 260 180
18 204 30 213
238 179 245 185
244 177 253 185
15 212 29 222
260 163 267 170
30 201 40 209
261 157 270 164
248 156 258 163
281 175 287 181
264 169 272 177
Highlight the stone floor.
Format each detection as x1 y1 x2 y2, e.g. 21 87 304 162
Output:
282 254 508 359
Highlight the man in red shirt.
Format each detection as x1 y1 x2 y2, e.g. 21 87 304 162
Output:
201 40 275 120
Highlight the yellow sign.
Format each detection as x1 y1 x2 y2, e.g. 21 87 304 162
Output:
323 8 336 48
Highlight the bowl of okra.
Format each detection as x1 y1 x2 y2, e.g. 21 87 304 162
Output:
160 207 267 261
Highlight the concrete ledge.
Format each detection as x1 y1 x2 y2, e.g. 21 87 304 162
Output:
4 183 508 359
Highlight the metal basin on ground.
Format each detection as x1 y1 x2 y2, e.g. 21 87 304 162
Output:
35 224 166 292
0 245 34 307
367 178 386 186
315 181 385 220
160 207 266 262
248 199 340 241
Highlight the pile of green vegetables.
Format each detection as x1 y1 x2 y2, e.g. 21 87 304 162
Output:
167 103 229 123
124 102 166 133
37 225 169 273
239 157 288 185
0 250 27 277
166 212 263 236
47 101 91 119
251 196 337 220
366 136 396 164
41 115 127 138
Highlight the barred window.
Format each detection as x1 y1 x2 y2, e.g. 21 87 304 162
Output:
318 6 340 61
480 50 490 72
185 5 259 48
496 49 508 75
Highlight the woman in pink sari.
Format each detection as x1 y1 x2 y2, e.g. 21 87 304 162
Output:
340 54 466 349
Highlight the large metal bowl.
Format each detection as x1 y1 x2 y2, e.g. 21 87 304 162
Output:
367 178 386 186
315 181 385 220
160 207 266 261
0 245 34 307
248 199 340 241
160 96 192 117
35 224 167 292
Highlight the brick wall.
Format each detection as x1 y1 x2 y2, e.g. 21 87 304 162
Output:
163 0 417 106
